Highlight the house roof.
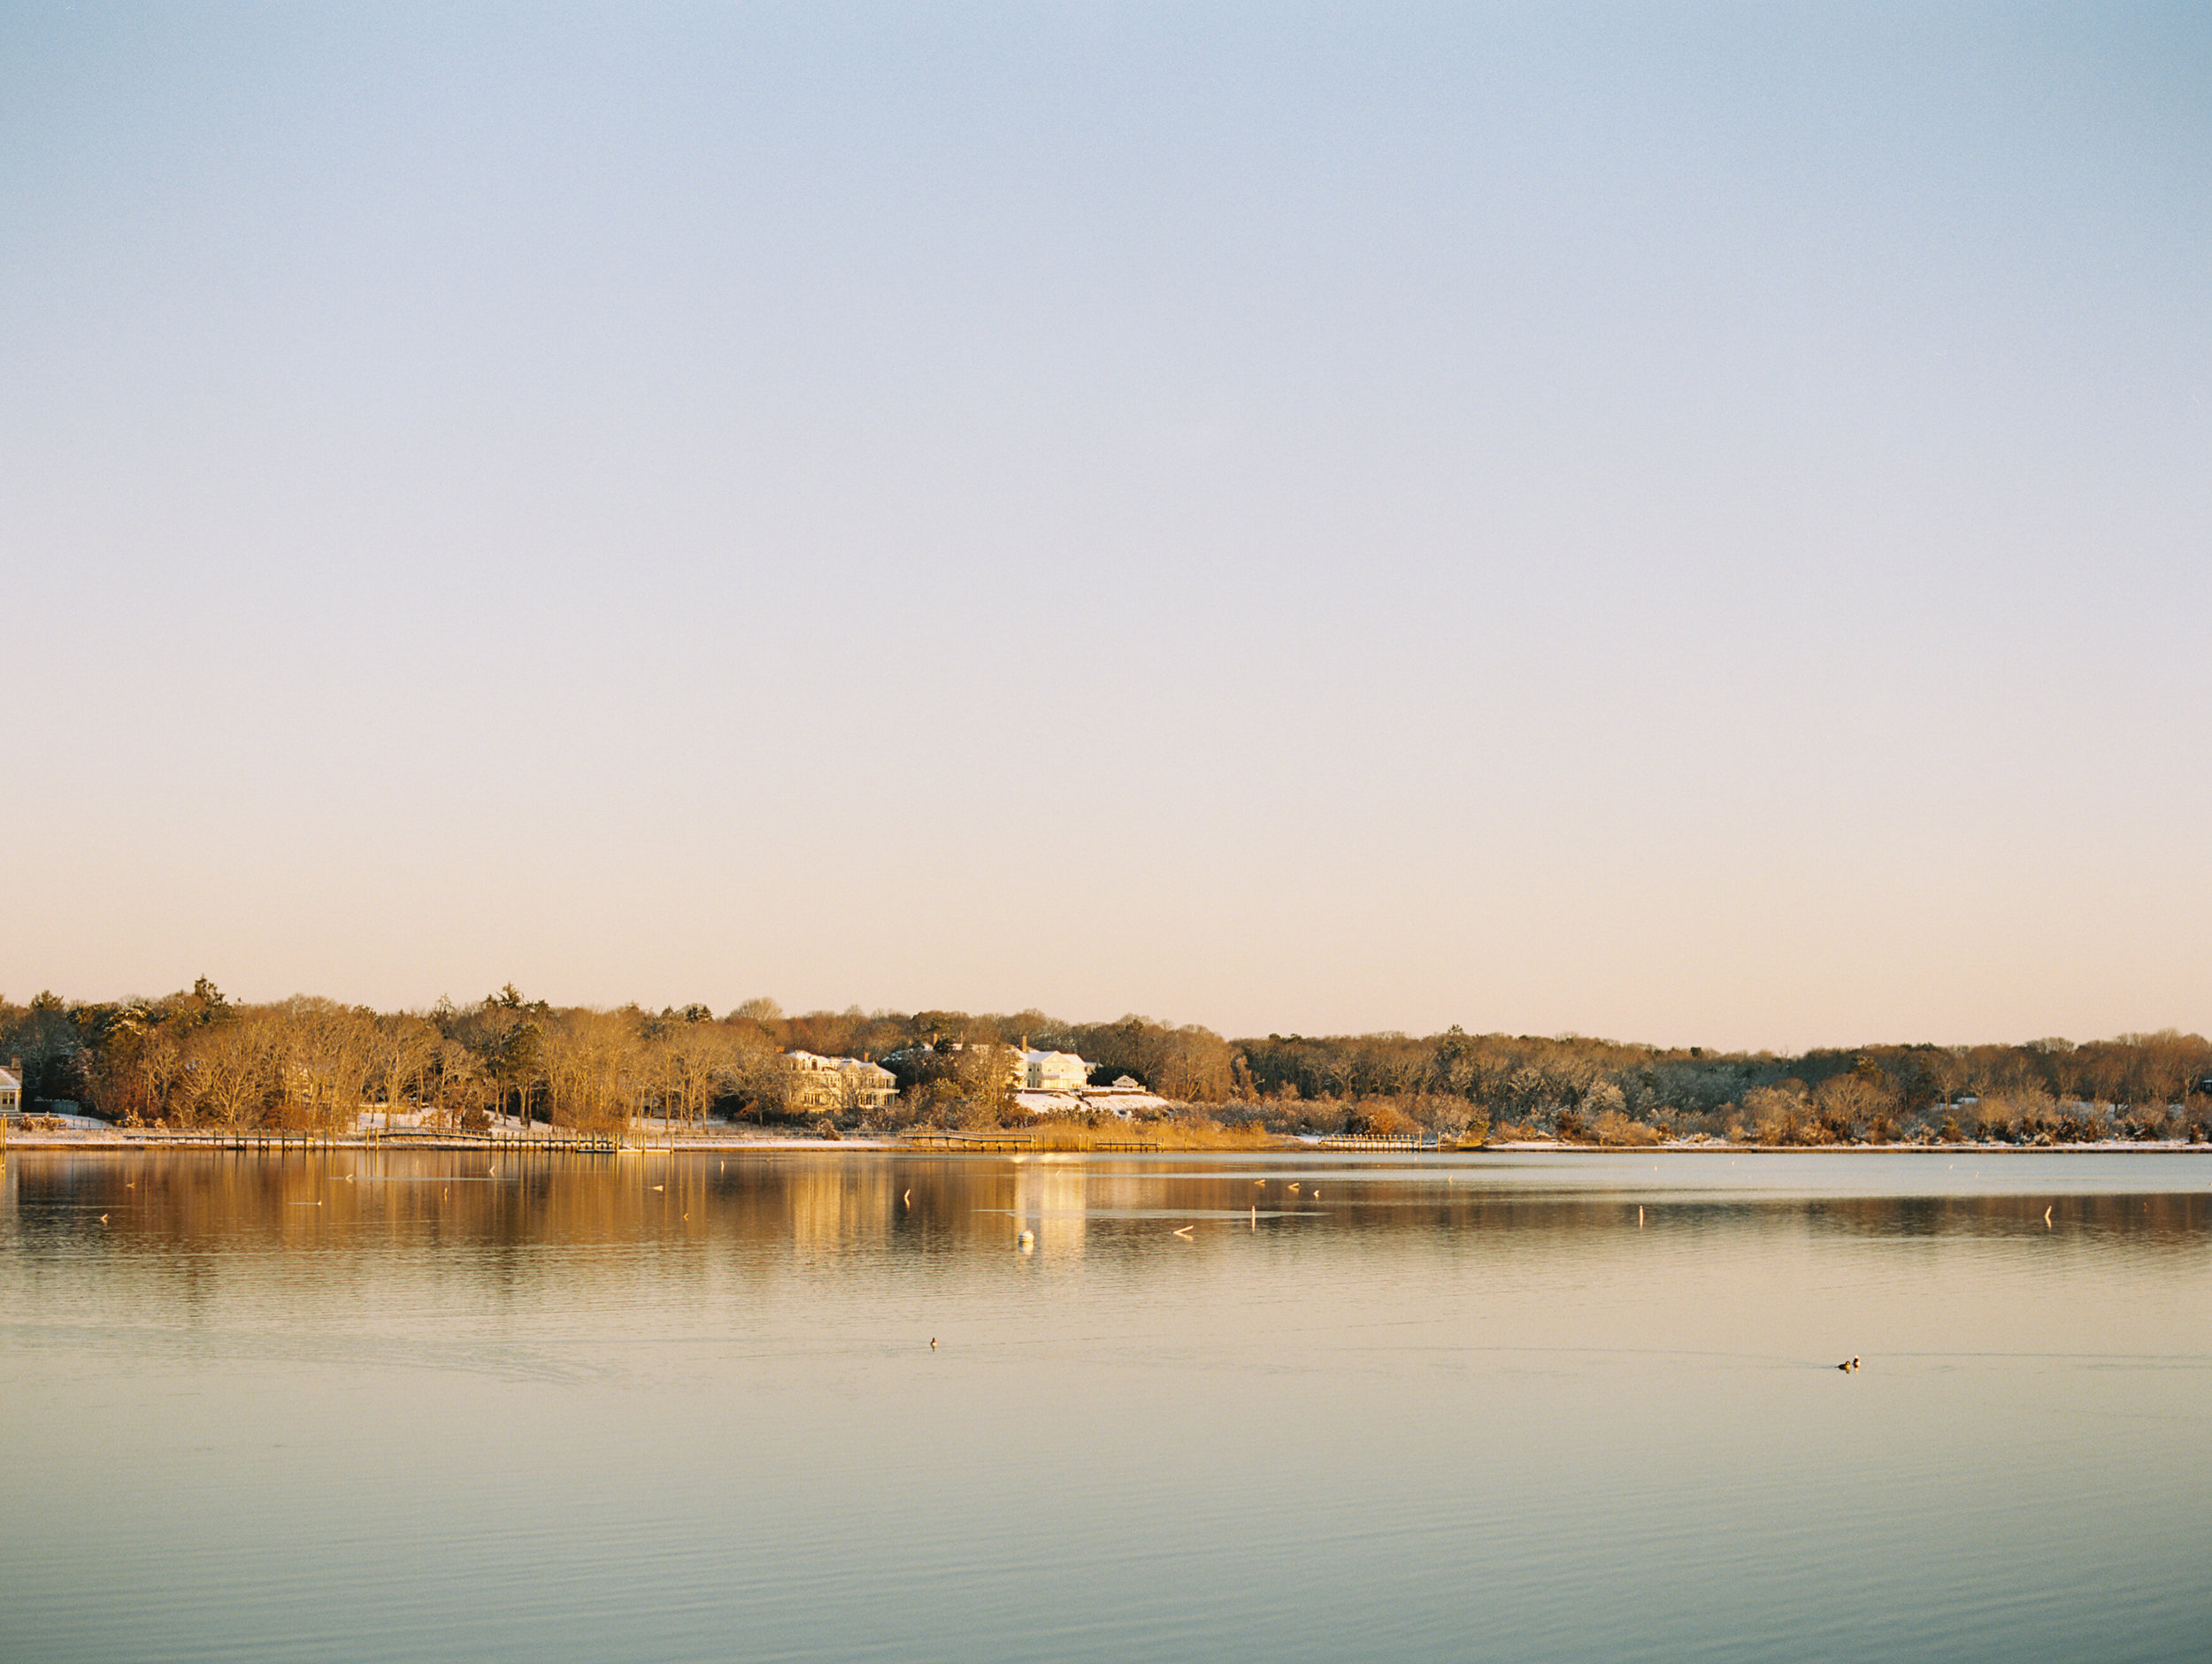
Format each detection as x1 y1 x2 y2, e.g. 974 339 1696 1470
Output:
785 1051 894 1077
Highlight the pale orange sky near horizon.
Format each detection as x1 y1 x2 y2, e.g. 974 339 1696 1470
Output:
3 6 2208 1054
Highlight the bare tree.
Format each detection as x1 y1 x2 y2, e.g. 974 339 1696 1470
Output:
369 1014 441 1127
284 998 379 1131
192 1013 275 1131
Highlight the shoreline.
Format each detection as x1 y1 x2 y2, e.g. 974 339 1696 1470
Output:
3 1128 2205 1155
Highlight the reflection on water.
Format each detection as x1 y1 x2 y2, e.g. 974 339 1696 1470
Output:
4 1149 2210 1664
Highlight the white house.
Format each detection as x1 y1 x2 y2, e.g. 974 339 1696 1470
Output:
0 1061 19 1117
1021 1049 1089 1093
784 1052 898 1111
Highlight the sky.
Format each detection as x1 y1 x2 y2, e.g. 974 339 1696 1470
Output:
2 3 2208 1051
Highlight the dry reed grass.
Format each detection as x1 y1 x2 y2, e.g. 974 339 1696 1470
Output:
1018 1113 1281 1151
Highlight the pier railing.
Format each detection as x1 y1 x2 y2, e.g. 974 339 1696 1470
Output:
104 1128 621 1154
364 1128 620 1154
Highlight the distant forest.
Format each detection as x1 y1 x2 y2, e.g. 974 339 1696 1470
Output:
3 982 2208 1146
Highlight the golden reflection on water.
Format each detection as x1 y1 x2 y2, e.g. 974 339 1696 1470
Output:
1010 1159 1091 1258
12 1146 2212 1255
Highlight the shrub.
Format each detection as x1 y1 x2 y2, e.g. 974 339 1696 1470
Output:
1594 1109 1663 1146
1347 1100 1417 1138
1743 1085 1807 1145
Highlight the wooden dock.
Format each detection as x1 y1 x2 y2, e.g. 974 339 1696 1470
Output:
902 1131 1037 1152
138 1129 349 1154
106 1128 621 1155
901 1131 1161 1154
1314 1133 1444 1152
364 1129 621 1154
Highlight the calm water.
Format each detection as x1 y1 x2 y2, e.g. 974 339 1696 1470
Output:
4 1147 2209 1663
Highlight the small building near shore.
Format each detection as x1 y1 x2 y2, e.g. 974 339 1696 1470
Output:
0 1061 19 1117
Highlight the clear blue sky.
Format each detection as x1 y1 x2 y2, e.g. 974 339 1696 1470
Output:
4 4 2207 1048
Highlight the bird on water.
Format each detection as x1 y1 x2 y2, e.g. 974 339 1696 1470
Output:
1836 1356 1861 1373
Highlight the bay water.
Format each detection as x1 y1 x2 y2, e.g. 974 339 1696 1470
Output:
4 1147 2208 1662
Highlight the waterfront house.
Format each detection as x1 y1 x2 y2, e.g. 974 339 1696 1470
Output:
1021 1048 1089 1093
0 1060 19 1117
784 1051 898 1112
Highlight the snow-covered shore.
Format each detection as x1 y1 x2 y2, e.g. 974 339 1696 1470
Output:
3 1121 2204 1155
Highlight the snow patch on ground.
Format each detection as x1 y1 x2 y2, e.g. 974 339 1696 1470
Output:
1012 1089 1173 1116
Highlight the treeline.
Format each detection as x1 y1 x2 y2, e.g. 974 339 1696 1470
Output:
1234 1027 2212 1144
0 982 791 1135
3 982 2208 1145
